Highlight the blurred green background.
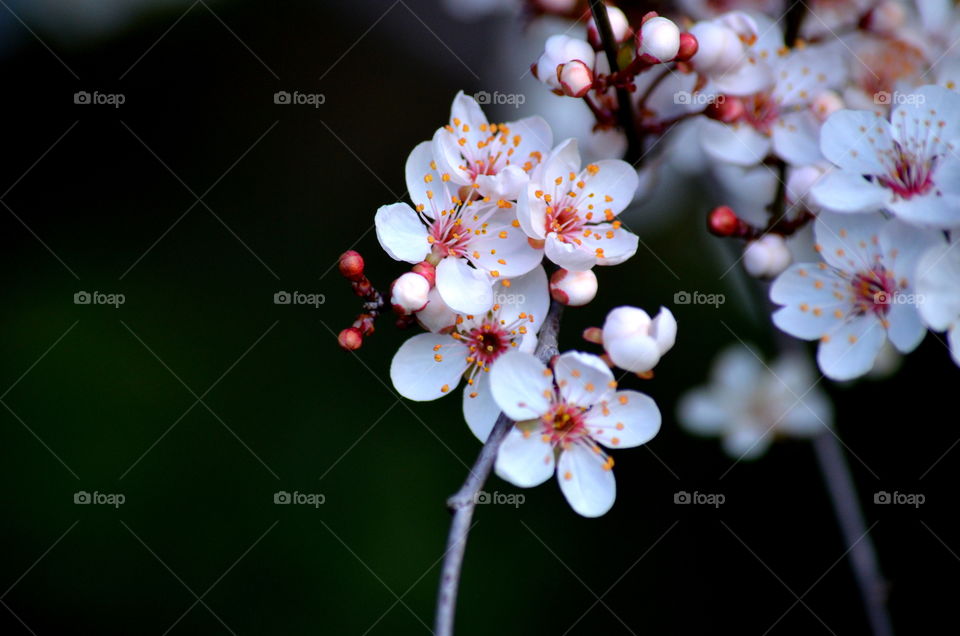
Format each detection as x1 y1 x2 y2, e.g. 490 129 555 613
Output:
2 1 958 634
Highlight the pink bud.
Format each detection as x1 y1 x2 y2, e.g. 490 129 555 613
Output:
558 60 594 98
675 32 699 62
338 250 365 281
411 261 436 288
708 205 741 237
550 268 598 307
704 96 744 122
338 327 363 351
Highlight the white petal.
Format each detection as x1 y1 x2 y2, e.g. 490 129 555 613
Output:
488 351 552 421
722 426 772 460
814 211 886 271
390 333 467 401
816 314 886 381
517 183 547 240
495 266 550 331
467 210 543 277
770 264 849 340
417 287 457 333
917 242 960 331
544 233 596 271
553 351 615 407
494 426 555 488
475 165 529 200
677 389 728 436
436 257 494 315
374 202 430 263
771 110 823 166
591 223 639 267
810 170 888 213
557 443 616 517
585 390 661 449
885 301 926 353
820 109 893 174
605 335 661 373
535 138 581 187
405 141 448 216
462 372 500 442
577 160 639 216
701 120 771 166
949 326 960 367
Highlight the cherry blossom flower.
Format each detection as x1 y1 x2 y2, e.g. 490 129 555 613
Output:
770 211 945 380
811 85 960 228
490 351 661 517
390 267 549 441
375 141 542 314
916 240 960 366
678 344 831 459
516 138 640 271
432 91 553 200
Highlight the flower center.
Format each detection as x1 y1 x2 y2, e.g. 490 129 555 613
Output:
742 92 780 135
466 324 509 366
537 401 589 448
876 145 935 199
850 267 896 317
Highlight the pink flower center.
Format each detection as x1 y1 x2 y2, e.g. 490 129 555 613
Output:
850 267 896 317
465 323 510 367
741 92 780 135
876 145 935 199
540 401 588 447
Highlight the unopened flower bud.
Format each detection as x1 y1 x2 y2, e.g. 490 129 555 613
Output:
411 261 436 288
535 34 596 91
810 90 843 122
688 20 747 75
391 272 430 314
550 268 598 307
742 234 792 278
704 95 744 122
675 32 699 62
708 205 742 237
602 306 677 373
638 16 681 63
338 250 365 281
338 327 363 351
558 60 594 98
587 5 632 47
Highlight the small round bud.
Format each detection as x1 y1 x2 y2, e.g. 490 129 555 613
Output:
602 306 677 373
704 95 744 122
587 5 632 47
786 164 825 209
675 32 699 62
411 261 436 288
558 60 594 98
338 327 363 351
810 90 844 122
338 250 365 281
535 34 596 91
391 272 430 314
549 268 598 307
638 16 681 63
708 205 741 237
742 234 792 278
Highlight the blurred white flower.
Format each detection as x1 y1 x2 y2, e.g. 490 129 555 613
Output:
916 240 960 366
743 233 792 278
678 345 832 460
490 351 661 517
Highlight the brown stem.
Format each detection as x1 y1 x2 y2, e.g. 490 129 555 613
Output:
433 299 564 636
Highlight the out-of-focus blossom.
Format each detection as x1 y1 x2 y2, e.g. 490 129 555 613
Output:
743 233 792 278
916 240 960 366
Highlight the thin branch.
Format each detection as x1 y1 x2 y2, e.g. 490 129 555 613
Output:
434 299 564 636
812 431 894 636
587 0 642 164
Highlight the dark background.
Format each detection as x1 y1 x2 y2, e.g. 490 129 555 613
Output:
1 1 958 634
